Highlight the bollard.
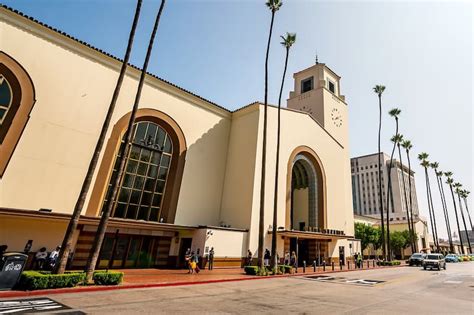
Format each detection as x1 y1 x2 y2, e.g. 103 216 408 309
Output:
367 260 369 268
339 260 342 270
332 261 334 271
323 261 326 271
313 260 316 272
303 261 306 273
373 260 375 268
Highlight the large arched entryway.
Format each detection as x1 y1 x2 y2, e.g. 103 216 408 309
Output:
285 147 327 266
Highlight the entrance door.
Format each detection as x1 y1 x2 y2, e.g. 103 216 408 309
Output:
339 246 345 265
178 238 192 268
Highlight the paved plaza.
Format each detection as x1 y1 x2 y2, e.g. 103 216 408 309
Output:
2 262 471 314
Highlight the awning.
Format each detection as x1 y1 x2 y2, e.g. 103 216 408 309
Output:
269 229 353 241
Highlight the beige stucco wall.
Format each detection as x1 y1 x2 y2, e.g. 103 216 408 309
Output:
191 228 247 258
237 105 354 255
0 11 231 227
0 216 75 252
0 8 355 262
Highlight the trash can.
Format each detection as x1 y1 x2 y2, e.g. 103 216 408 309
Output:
0 252 28 290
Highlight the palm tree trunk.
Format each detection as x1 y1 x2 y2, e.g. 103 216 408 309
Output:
426 174 440 252
84 0 166 281
258 10 276 270
271 46 289 270
448 184 464 254
437 175 454 253
424 168 437 252
405 149 417 252
457 194 472 253
377 97 386 260
397 144 414 253
385 121 399 261
54 0 143 274
463 197 473 230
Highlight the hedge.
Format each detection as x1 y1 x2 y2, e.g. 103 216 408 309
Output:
377 260 401 266
278 265 293 274
17 271 86 290
93 271 123 285
244 266 259 275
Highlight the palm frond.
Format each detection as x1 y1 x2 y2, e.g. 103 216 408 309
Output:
280 32 296 48
401 140 412 150
373 85 386 96
266 0 283 12
418 152 429 161
430 162 439 169
389 108 401 117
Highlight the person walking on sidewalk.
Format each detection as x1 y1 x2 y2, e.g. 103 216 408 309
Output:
246 250 253 266
208 247 215 270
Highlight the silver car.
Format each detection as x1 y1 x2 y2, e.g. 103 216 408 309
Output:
422 254 446 270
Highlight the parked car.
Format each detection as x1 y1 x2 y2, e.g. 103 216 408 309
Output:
423 254 446 270
407 253 426 266
445 254 458 263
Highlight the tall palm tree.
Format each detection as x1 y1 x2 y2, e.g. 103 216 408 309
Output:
271 32 295 270
385 108 401 260
445 173 465 254
401 139 417 251
433 166 454 253
373 85 386 260
395 134 414 253
55 0 143 274
461 190 473 230
418 153 439 252
84 0 167 281
257 0 282 270
455 183 472 253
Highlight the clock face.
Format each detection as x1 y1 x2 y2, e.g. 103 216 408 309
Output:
331 108 343 127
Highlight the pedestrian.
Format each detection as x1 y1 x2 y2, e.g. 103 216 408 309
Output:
0 245 7 266
247 249 253 266
185 250 192 273
208 247 215 270
354 252 359 269
264 249 270 267
290 251 298 272
48 246 60 270
35 247 48 270
194 249 201 273
0 245 7 257
284 251 290 265
357 253 362 269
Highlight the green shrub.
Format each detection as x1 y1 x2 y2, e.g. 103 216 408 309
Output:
17 271 86 290
278 265 292 274
244 266 259 275
93 271 123 285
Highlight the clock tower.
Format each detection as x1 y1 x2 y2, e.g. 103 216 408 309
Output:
287 63 348 146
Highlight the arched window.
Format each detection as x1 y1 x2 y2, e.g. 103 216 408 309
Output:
0 52 35 177
0 74 13 125
103 121 173 222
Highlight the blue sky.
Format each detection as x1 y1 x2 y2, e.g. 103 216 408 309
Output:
3 0 472 239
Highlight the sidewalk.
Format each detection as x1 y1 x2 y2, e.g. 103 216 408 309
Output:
0 261 406 299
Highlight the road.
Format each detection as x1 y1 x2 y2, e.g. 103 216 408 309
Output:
3 262 474 314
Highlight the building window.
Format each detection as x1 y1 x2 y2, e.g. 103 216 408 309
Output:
103 121 173 222
0 52 36 178
0 75 13 125
328 80 335 93
301 77 313 93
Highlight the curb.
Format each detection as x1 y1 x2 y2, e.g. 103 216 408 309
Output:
0 265 406 299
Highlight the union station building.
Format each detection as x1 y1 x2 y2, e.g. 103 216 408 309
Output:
0 6 357 269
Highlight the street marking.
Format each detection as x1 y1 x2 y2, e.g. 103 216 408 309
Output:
301 275 385 286
0 298 82 314
444 280 462 284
